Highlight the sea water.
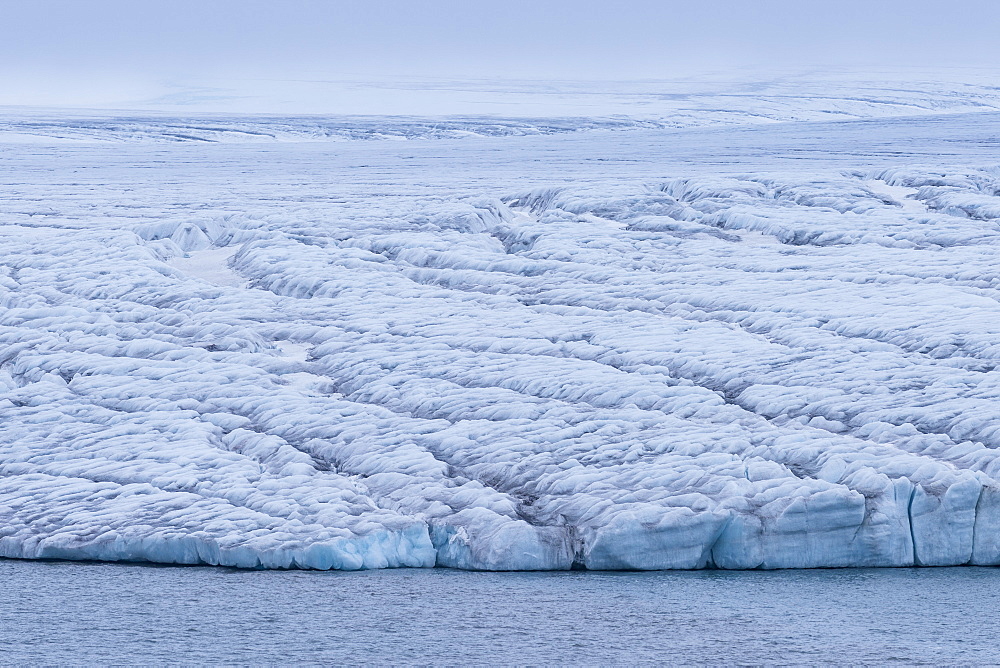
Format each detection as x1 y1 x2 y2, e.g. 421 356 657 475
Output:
1 560 998 664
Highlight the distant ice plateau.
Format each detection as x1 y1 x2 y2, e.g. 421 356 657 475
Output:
4 79 1000 570
10 70 1000 142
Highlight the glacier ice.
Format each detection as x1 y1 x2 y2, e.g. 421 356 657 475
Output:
4 104 1000 570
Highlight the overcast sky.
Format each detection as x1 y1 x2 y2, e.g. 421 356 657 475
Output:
2 0 999 108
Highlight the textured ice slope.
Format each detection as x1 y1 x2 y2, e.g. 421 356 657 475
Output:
4 110 1000 569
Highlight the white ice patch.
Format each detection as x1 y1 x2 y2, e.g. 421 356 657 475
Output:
273 341 330 392
168 247 245 287
275 341 311 363
865 180 927 214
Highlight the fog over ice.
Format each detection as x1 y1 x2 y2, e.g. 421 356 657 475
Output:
2 0 999 112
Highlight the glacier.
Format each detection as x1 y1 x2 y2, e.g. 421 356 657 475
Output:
5 88 1000 570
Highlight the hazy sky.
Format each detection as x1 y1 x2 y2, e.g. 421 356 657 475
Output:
2 0 999 108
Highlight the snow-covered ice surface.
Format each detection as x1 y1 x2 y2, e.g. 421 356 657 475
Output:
6 87 1000 570
11 70 1000 141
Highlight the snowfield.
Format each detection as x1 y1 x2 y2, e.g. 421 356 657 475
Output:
4 92 1000 570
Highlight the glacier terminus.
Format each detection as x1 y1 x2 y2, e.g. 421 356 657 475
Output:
4 79 1000 571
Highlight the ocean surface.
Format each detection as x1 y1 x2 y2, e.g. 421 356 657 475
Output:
1 560 998 665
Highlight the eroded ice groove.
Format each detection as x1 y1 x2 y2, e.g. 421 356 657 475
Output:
7 115 1000 569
